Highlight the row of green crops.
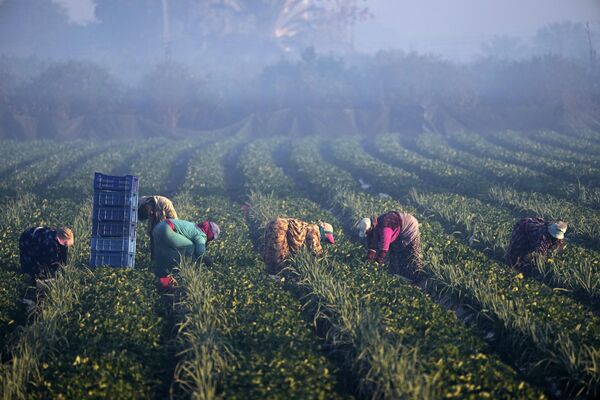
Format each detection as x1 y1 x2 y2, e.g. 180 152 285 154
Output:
168 141 347 399
0 200 92 399
409 133 600 208
0 132 598 398
415 134 595 205
0 138 207 399
368 134 599 250
236 139 544 398
127 139 199 196
484 130 600 168
0 141 115 196
0 140 78 179
446 131 599 186
284 138 600 398
44 140 160 201
0 194 83 350
527 131 600 157
408 190 600 304
327 138 600 303
488 186 600 248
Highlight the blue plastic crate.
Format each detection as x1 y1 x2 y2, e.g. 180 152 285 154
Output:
94 173 139 192
94 191 138 208
92 221 136 238
90 251 135 268
93 206 135 222
91 237 136 253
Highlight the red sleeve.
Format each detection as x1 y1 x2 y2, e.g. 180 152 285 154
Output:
379 227 394 251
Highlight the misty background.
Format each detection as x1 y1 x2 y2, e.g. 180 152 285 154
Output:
0 0 599 139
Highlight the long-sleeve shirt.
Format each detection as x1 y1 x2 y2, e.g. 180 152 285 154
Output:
263 218 323 267
19 227 68 278
507 217 563 268
367 211 420 252
142 196 178 236
165 219 207 258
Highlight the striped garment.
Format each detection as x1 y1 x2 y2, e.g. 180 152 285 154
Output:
367 211 423 277
263 218 323 274
506 217 564 276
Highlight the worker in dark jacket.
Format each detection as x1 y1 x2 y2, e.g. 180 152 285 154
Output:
152 218 220 288
138 195 178 260
506 218 567 276
358 211 422 278
19 226 74 281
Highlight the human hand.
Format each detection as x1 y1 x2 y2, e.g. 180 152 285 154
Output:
367 249 376 261
376 250 388 264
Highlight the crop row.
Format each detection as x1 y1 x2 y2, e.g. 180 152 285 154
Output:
408 190 600 304
370 134 600 249
0 201 92 399
328 138 600 302
528 131 600 157
237 139 543 398
0 194 85 350
180 194 343 398
0 140 78 179
0 141 115 196
287 138 600 398
446 131 599 186
488 186 600 248
484 130 600 168
44 139 161 201
411 133 599 208
173 145 345 398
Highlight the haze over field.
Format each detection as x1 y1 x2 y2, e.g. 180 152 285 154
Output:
0 0 599 139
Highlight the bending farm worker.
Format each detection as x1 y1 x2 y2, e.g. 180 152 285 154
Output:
138 195 178 259
19 226 74 282
358 211 423 278
263 218 334 274
506 218 567 277
152 218 220 288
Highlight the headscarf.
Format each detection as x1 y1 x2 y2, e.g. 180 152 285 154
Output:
548 221 567 240
319 222 334 244
197 221 221 241
358 217 372 238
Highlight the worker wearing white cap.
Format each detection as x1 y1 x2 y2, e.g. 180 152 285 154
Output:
507 217 567 276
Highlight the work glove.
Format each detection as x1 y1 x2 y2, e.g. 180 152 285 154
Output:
202 255 214 267
159 275 178 289
376 250 388 264
367 249 376 261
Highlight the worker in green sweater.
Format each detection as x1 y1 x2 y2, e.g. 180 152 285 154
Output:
152 218 220 288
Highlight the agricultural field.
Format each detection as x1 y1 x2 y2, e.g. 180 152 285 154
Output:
0 130 599 399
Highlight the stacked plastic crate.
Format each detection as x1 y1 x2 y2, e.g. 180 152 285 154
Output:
91 173 139 268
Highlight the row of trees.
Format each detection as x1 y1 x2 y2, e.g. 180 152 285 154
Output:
1 50 598 135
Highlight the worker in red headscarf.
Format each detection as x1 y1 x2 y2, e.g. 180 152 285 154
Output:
152 218 220 288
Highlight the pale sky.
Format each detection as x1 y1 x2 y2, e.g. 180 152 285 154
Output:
17 0 600 59
355 0 600 56
52 0 96 25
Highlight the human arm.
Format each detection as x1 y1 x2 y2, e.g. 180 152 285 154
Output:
190 229 207 258
376 227 394 262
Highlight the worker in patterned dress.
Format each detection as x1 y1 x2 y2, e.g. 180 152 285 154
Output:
19 226 74 282
263 218 335 274
506 218 567 277
138 195 178 260
358 211 423 279
152 218 220 288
